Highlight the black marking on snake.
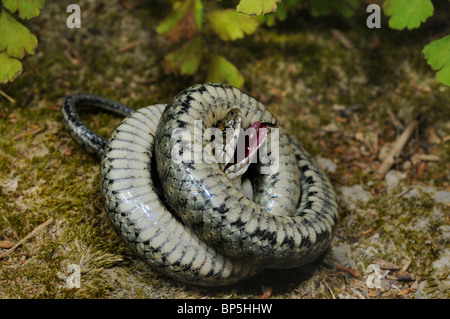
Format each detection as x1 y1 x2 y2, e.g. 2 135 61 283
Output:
194 85 208 94
179 96 195 113
304 200 315 210
214 205 229 214
176 119 189 128
281 235 295 246
299 164 309 174
315 227 328 246
230 218 246 228
223 195 232 203
305 175 315 185
250 227 277 246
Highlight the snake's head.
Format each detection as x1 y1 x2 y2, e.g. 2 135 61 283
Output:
212 109 277 181
224 120 277 181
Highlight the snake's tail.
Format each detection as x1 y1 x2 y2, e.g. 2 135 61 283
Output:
61 94 135 158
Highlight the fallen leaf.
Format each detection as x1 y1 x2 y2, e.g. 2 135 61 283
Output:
373 259 401 270
0 241 15 249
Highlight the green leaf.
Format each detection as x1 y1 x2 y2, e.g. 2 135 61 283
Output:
383 0 434 30
308 0 359 17
3 0 46 20
423 35 450 86
0 10 38 59
236 0 281 16
163 36 203 75
207 9 259 41
259 0 300 26
156 0 203 42
0 52 23 84
207 55 244 88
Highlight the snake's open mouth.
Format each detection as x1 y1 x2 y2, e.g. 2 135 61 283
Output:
224 121 276 172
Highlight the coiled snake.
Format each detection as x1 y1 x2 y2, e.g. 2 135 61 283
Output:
62 83 338 286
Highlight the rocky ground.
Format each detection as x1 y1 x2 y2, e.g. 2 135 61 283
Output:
0 1 449 298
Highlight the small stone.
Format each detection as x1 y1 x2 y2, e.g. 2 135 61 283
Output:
321 123 339 133
402 160 412 170
380 278 391 290
432 249 450 276
316 156 337 173
401 185 450 204
412 218 429 232
340 185 372 210
384 170 405 193
330 243 356 268
439 225 450 242
414 281 430 299
433 190 450 205
2 177 19 193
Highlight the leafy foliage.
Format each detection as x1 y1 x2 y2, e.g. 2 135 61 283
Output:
1 0 445 87
382 0 450 86
383 0 434 30
0 0 44 84
207 55 244 87
423 35 450 86
0 10 37 58
156 0 203 42
157 0 450 87
236 0 281 15
3 0 45 19
0 52 22 83
157 0 263 87
157 0 364 86
207 9 259 41
163 36 204 75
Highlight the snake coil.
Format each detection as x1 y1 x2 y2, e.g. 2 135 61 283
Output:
62 83 338 286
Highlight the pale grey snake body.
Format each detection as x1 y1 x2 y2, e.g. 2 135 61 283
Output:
61 83 338 286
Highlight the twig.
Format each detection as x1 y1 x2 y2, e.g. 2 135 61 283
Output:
385 274 414 282
397 187 413 199
387 109 404 131
331 29 353 50
374 120 419 179
0 218 53 259
336 265 361 278
411 154 440 164
324 282 336 299
12 125 46 141
398 259 411 276
373 259 401 270
0 89 16 104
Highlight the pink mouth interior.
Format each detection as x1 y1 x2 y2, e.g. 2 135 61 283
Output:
225 122 275 170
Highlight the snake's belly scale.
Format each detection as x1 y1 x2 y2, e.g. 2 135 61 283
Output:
62 83 339 286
